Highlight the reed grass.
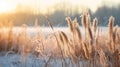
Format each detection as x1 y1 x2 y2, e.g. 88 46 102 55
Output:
66 17 74 33
0 14 120 67
108 16 115 53
92 18 98 36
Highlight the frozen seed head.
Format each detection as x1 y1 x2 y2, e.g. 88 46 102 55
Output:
58 31 64 44
82 42 89 59
108 16 115 42
74 28 82 44
113 25 119 33
93 18 98 27
108 16 114 27
73 17 79 29
93 17 98 33
66 17 74 33
87 27 93 41
60 31 69 44
81 14 87 29
86 13 91 27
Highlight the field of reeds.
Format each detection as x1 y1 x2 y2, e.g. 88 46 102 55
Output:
0 13 120 67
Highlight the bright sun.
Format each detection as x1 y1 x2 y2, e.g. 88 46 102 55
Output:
0 1 16 13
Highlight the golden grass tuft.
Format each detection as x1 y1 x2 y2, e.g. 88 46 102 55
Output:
81 14 87 29
86 13 91 28
108 16 115 52
82 42 89 59
86 27 93 41
93 17 98 35
66 17 74 33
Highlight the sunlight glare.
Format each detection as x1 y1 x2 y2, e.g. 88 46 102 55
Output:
0 1 16 13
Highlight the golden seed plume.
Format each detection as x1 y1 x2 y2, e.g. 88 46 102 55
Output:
81 14 87 29
74 27 82 44
113 25 119 33
86 13 91 28
82 42 89 59
73 18 79 29
98 49 108 67
108 16 114 40
87 27 93 41
58 31 64 44
66 17 74 33
73 17 81 37
93 17 98 34
60 31 69 45
108 16 115 52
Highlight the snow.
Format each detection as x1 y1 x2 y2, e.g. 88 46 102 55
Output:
0 27 108 67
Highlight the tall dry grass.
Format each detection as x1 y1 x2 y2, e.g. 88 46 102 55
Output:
108 16 115 53
0 14 120 67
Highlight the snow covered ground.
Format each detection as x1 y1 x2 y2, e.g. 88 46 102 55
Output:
0 52 82 67
0 27 108 67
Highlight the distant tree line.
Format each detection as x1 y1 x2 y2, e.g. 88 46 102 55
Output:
0 5 120 26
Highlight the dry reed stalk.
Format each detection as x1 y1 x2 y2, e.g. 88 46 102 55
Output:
72 18 83 59
58 31 64 45
60 31 69 45
73 18 82 44
73 18 79 29
66 17 74 33
58 31 76 66
66 17 77 51
74 28 82 58
59 31 69 57
93 18 98 36
114 26 120 44
86 26 94 59
116 28 120 44
66 18 82 64
98 48 108 67
86 13 91 28
46 17 68 66
60 31 75 56
113 25 119 33
113 49 119 67
108 16 115 52
74 28 82 45
113 25 119 43
81 13 91 40
82 42 89 59
60 31 79 63
46 16 54 31
87 27 93 41
81 14 87 29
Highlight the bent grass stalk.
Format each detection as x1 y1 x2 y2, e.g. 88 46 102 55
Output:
46 16 67 67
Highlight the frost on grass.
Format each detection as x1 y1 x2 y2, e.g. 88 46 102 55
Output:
0 15 120 67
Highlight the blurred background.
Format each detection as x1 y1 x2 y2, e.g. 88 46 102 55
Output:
0 0 120 26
